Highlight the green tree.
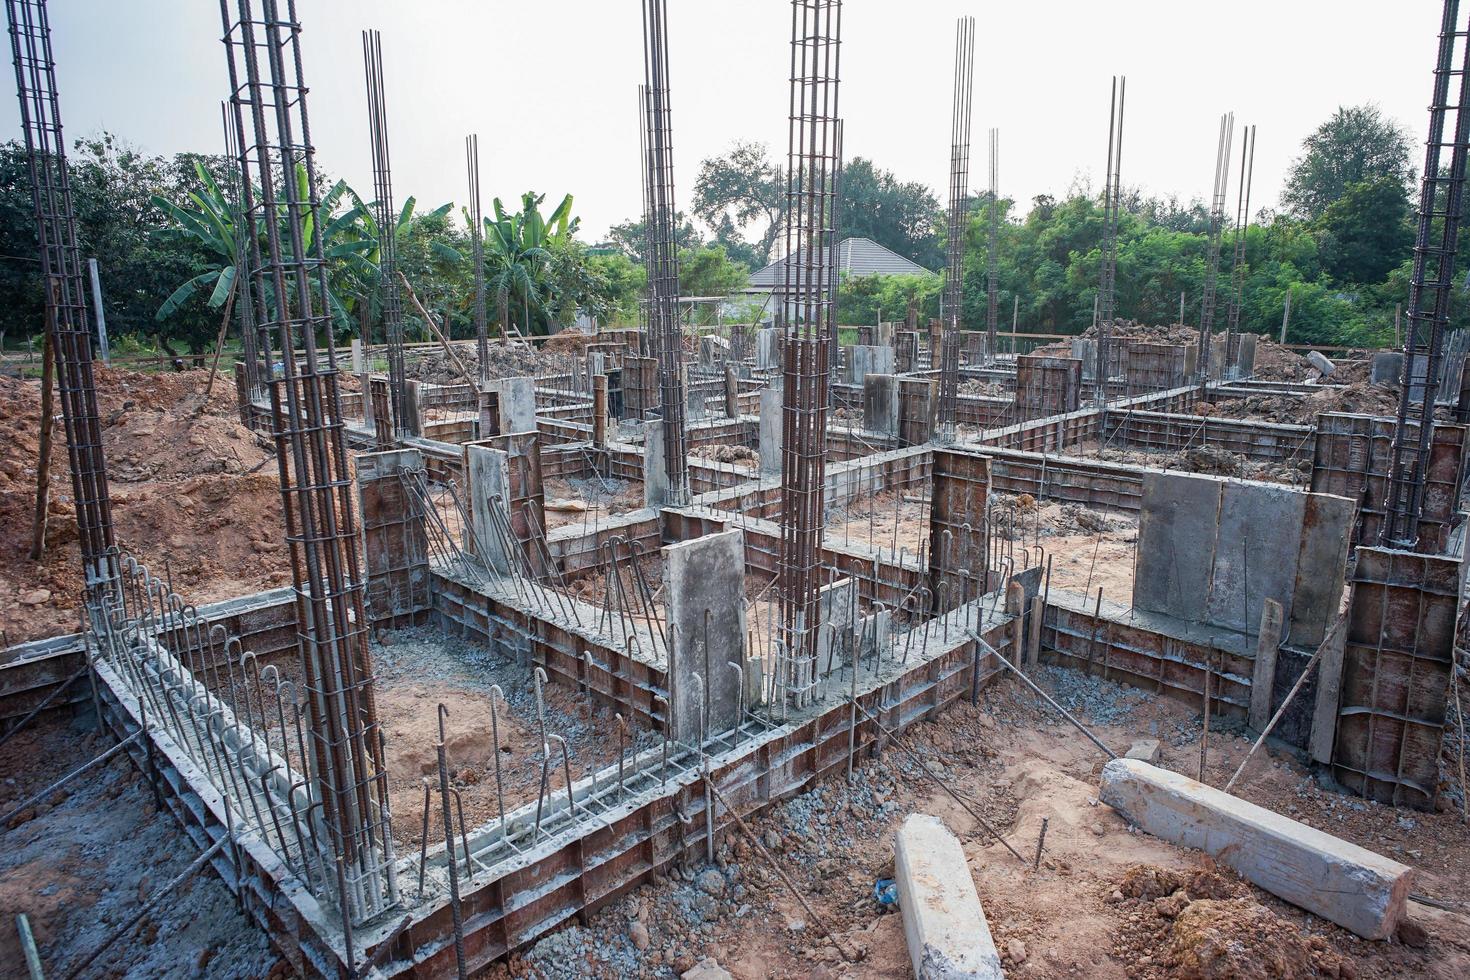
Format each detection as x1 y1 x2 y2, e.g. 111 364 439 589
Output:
1313 176 1414 285
677 244 748 300
691 140 786 266
605 211 703 264
838 157 942 269
1282 105 1413 220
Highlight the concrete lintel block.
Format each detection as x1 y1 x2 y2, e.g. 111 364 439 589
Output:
894 813 1004 979
1099 759 1413 940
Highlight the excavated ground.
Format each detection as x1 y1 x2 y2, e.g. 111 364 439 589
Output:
0 369 291 646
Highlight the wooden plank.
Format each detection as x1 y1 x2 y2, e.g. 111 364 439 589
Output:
1248 598 1284 731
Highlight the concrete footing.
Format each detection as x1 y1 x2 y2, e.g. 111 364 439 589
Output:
1098 759 1412 940
895 813 1004 979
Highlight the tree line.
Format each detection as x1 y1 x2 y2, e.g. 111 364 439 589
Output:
0 104 1446 353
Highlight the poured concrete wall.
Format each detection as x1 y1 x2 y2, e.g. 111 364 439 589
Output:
664 528 748 741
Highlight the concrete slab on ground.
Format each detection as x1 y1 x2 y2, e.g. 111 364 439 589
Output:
894 812 1005 979
1099 758 1412 940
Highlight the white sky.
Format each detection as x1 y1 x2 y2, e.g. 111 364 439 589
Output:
0 1 1440 241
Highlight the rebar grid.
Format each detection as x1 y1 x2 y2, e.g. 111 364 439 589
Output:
6 0 116 591
1197 112 1235 383
221 0 396 931
1224 124 1256 374
985 127 1000 365
220 99 262 402
1096 76 1126 400
1386 0 1470 544
362 28 409 437
466 134 489 383
936 15 975 441
642 0 689 504
776 0 842 708
94 551 369 925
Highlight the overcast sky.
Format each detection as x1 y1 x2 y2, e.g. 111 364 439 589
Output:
0 1 1442 242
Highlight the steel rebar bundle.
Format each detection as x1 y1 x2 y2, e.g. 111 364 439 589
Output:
1198 112 1235 383
776 0 842 708
1386 0 1470 544
6 0 116 593
986 127 1000 364
466 133 489 382
1224 124 1256 375
363 28 409 436
936 15 975 441
1096 77 1126 403
1099 76 1128 373
221 0 396 933
641 0 689 502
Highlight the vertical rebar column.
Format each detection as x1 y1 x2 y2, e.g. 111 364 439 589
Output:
362 28 408 437
220 101 260 405
1198 113 1234 384
642 0 689 503
467 133 488 382
986 127 1000 363
638 84 658 363
222 0 397 935
6 0 116 595
826 120 846 400
1386 0 1470 544
1224 124 1256 376
776 0 842 708
936 15 974 442
1097 76 1126 405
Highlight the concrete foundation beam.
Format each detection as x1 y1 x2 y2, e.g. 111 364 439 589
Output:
1099 759 1412 940
894 813 1005 979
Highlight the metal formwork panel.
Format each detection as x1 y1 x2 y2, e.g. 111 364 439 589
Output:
1331 547 1459 809
1311 413 1466 552
1014 354 1083 422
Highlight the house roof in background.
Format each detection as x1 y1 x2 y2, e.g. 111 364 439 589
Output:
746 237 935 289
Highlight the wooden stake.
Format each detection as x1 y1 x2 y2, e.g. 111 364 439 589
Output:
29 316 55 561
1198 652 1212 782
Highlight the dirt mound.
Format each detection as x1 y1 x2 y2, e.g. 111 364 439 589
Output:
693 444 758 467
1162 445 1246 477
1165 898 1349 979
541 329 592 354
0 369 289 645
404 343 543 386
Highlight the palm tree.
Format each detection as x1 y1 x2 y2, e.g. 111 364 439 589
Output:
153 161 377 334
485 191 577 336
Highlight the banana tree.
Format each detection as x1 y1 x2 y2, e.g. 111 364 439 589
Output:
346 193 459 340
485 191 578 336
153 161 376 335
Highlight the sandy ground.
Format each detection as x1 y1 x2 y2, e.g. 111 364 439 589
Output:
373 628 662 854
0 720 281 980
499 665 1470 980
0 369 291 646
543 476 645 532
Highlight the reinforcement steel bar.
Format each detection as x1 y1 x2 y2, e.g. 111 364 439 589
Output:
363 28 410 436
466 133 489 381
1224 124 1256 375
986 127 1000 363
221 0 397 933
641 0 689 503
1387 0 1470 543
776 0 843 709
1096 77 1126 407
936 15 975 441
6 0 117 594
1198 112 1234 383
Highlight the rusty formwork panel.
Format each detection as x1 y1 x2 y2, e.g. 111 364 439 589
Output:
928 449 992 613
621 355 659 419
1014 353 1083 421
357 450 432 624
1123 342 1190 393
897 376 937 446
1310 413 1466 552
1044 590 1252 719
1331 546 1459 810
1106 410 1315 464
